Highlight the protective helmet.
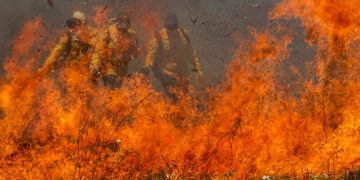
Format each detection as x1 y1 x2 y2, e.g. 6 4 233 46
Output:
164 13 178 31
73 11 86 23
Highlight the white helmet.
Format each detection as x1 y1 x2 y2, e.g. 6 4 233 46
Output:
73 11 86 23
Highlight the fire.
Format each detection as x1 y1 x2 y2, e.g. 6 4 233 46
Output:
0 1 360 179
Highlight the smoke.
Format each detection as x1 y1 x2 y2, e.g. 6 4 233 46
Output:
0 0 307 85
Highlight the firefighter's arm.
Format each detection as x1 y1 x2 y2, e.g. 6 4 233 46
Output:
144 36 159 68
89 45 102 73
182 29 202 77
38 34 69 73
88 26 99 48
90 30 108 73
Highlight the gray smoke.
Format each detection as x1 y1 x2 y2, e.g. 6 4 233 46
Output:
0 0 312 85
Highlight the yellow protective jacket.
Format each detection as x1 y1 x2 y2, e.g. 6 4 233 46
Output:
90 25 138 77
145 28 202 78
41 29 92 72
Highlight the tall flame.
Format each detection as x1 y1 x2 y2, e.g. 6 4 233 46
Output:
0 1 360 178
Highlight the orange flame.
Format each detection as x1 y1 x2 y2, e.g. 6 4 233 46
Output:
0 1 360 178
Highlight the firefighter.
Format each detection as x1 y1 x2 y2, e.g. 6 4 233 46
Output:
90 14 139 88
38 11 91 74
144 13 202 101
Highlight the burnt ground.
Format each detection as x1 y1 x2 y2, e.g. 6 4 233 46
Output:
0 0 315 86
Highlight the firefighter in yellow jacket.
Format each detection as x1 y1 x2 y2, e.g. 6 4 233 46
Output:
144 13 202 100
90 15 139 88
38 11 91 74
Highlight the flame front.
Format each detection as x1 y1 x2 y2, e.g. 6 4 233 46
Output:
0 0 360 179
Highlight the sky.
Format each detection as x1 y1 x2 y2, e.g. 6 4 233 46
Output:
0 0 313 85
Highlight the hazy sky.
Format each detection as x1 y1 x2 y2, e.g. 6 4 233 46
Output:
0 0 312 85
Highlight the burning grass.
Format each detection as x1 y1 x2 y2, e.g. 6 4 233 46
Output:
1 0 360 179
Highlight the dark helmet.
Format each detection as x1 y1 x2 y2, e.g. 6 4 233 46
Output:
66 17 83 29
117 14 131 31
164 13 178 31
